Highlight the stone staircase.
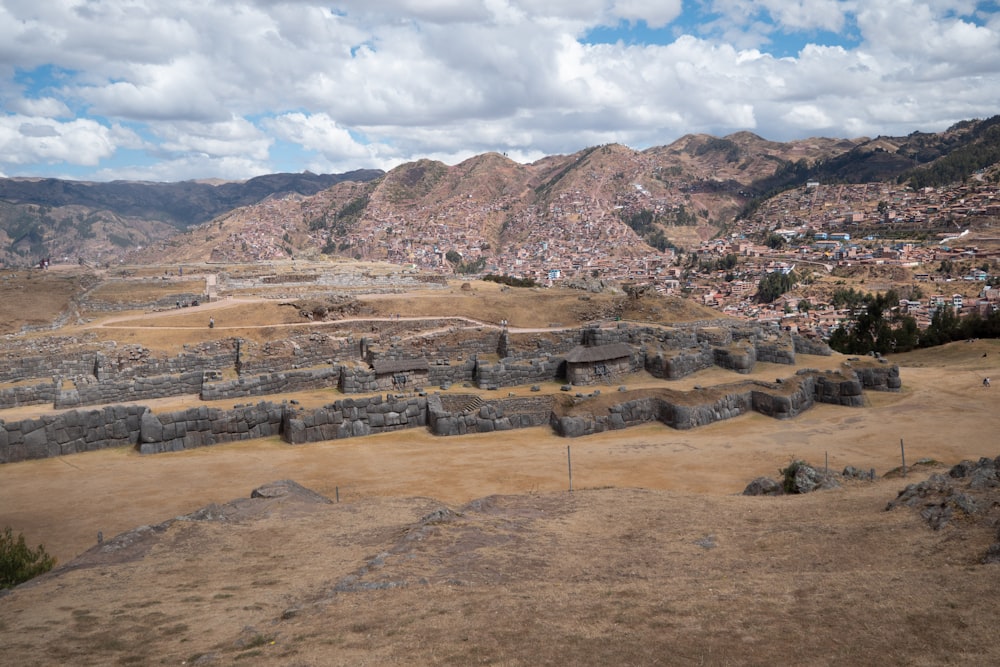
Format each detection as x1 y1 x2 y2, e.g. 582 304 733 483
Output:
460 395 484 414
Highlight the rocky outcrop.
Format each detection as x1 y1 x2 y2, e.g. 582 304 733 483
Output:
742 477 783 496
887 457 1000 563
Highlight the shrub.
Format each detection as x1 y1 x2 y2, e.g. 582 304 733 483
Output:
779 459 806 494
0 527 56 589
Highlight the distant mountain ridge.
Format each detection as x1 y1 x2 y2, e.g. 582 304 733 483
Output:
0 169 385 228
4 116 1000 268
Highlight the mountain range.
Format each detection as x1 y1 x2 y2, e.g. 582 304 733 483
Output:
2 117 998 268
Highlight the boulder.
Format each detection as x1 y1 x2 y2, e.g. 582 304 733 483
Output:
742 477 783 496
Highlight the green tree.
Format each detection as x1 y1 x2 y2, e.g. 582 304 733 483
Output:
756 271 796 303
445 250 462 264
765 233 786 250
1 527 56 589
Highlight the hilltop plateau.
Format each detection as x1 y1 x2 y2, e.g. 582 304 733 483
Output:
0 260 998 665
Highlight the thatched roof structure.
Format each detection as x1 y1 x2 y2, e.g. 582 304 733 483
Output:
564 343 633 364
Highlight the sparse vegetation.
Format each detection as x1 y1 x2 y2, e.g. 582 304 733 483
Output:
779 459 806 494
0 527 56 588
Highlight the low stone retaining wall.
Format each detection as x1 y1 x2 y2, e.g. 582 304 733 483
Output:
0 382 58 410
0 405 146 463
200 367 339 401
550 369 869 438
137 402 286 454
427 395 554 436
475 357 565 390
852 363 902 391
283 395 428 444
55 371 205 409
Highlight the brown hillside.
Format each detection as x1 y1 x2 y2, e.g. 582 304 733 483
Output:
125 131 867 268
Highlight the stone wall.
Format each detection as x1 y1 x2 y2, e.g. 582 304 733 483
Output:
550 368 878 438
755 340 797 365
851 363 902 391
428 359 477 387
0 405 146 463
339 365 380 393
645 347 714 379
55 371 205 409
427 395 554 436
137 402 286 454
0 381 58 410
475 357 565 390
0 362 900 463
79 292 204 313
236 334 358 374
282 394 427 444
0 350 100 383
811 369 865 405
200 367 339 401
712 345 757 374
792 334 834 356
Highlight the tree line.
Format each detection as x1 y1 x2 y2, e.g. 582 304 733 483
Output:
827 289 1000 355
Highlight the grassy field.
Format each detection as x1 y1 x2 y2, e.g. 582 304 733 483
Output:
0 263 998 666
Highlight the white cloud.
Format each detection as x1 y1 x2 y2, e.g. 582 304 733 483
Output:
153 117 272 160
610 0 683 28
0 115 129 166
9 97 72 118
0 1 998 180
265 113 382 161
92 155 274 183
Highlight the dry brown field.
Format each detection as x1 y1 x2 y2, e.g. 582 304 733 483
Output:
1 264 998 666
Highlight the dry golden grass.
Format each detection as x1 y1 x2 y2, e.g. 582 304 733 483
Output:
1 265 999 666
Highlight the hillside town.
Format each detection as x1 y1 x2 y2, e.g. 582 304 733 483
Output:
197 167 1000 342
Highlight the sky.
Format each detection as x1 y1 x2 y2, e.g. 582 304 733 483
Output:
1 1 999 183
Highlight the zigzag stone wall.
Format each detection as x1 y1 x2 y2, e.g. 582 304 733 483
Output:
550 369 866 438
0 361 895 464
